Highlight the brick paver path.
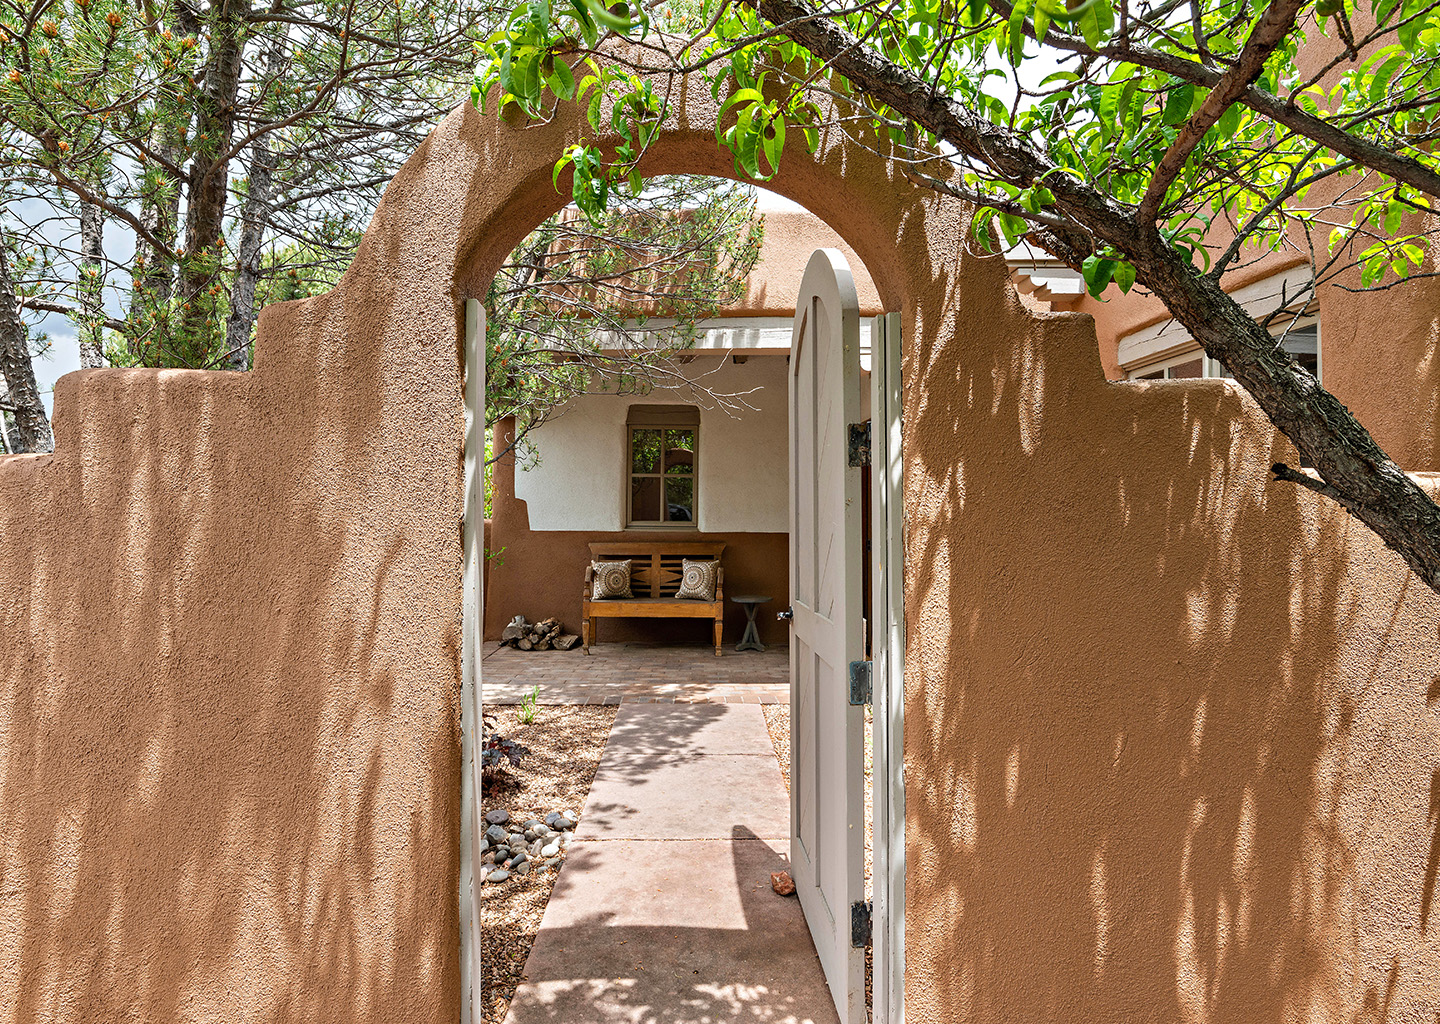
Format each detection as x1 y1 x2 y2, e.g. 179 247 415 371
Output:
481 642 790 705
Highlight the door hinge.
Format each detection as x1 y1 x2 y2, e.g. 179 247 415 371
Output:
848 660 872 705
848 422 870 467
851 900 873 947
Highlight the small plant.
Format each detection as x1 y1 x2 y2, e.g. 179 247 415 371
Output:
481 711 531 773
518 685 540 724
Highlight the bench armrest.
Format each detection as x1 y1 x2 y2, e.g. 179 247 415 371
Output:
583 563 593 602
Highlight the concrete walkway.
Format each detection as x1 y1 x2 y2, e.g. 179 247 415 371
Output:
483 643 790 705
501 703 841 1024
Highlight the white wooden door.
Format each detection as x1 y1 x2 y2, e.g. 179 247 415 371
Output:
788 249 866 1024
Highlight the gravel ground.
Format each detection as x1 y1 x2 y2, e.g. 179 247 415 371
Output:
761 704 875 1010
481 705 617 1024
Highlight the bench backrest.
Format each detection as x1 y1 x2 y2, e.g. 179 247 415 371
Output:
587 541 726 599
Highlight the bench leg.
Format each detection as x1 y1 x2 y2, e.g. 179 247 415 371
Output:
582 616 591 653
714 616 723 657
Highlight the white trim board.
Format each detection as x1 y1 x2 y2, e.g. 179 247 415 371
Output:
1117 265 1313 371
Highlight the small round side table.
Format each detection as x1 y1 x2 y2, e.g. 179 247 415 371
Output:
731 595 772 652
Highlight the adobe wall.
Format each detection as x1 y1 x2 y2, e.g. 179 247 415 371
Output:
904 241 1440 1022
0 56 1436 1024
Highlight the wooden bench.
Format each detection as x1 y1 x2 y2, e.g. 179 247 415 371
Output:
582 542 726 657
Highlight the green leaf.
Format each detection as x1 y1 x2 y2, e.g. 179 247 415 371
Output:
1113 261 1136 293
550 58 576 100
1066 0 1114 47
1082 256 1116 297
1161 84 1194 125
761 110 786 176
1215 101 1242 140
1369 51 1404 103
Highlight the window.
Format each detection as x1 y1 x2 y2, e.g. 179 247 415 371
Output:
1132 354 1204 380
627 405 698 527
1128 322 1320 383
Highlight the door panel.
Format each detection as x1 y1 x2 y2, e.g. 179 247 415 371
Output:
788 250 866 1024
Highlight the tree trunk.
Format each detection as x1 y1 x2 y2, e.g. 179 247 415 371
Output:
223 139 275 370
752 0 1440 595
224 29 285 370
78 201 107 368
0 229 54 453
0 373 12 454
129 93 190 364
179 0 249 357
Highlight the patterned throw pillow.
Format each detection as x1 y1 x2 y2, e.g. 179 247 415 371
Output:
591 560 633 600
675 559 720 601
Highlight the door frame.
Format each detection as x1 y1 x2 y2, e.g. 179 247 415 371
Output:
460 297 485 1023
869 311 906 1024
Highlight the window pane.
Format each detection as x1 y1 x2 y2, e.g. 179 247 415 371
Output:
631 477 662 521
1167 359 1203 379
1136 370 1164 380
664 429 695 474
666 477 694 522
631 429 661 473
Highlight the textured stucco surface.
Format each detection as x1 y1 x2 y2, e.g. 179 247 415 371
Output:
901 248 1440 1023
0 58 1436 1024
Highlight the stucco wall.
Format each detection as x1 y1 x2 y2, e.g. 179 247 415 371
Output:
903 247 1440 1024
0 58 1436 1024
515 355 789 533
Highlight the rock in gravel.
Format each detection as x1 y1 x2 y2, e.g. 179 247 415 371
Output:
508 832 525 848
515 860 531 876
540 842 560 858
485 809 510 826
511 853 528 868
487 869 510 884
485 824 508 843
558 833 573 848
771 871 796 896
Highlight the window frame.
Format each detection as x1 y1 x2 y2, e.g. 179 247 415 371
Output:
1127 316 1321 383
624 405 700 530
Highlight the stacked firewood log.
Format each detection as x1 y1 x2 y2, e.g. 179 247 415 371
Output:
499 616 581 652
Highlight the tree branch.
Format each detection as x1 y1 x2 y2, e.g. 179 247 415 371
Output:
1137 0 1305 224
746 0 1440 593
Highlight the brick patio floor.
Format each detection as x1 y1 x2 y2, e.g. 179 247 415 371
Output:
481 642 790 704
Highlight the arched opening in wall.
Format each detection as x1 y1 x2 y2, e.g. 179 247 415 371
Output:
467 173 906 1024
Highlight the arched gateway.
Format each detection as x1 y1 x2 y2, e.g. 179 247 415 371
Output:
4 56 1440 1024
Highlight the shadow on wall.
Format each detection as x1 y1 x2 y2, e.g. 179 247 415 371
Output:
0 146 470 1020
902 237 1440 1024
